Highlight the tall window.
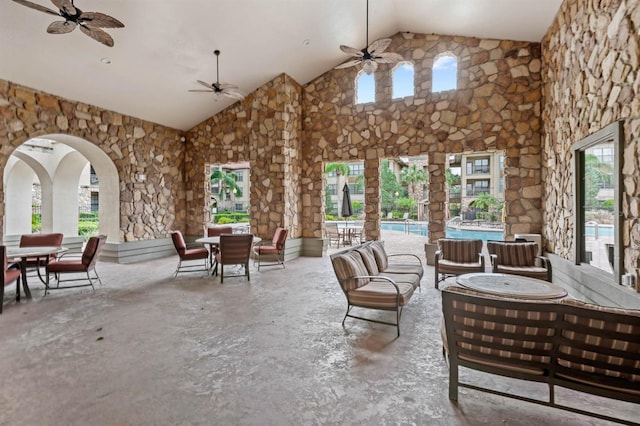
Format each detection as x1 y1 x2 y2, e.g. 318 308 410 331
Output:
432 53 457 92
466 158 490 174
234 171 243 182
392 62 414 99
355 70 375 104
466 180 490 196
349 163 364 176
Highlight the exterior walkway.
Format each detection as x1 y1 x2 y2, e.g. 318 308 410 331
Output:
0 231 635 425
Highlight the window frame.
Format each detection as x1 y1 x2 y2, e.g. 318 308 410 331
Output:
573 121 623 285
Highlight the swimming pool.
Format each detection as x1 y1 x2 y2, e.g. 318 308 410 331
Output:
379 221 504 241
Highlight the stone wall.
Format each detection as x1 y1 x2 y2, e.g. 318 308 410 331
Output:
185 74 303 239
302 32 543 241
541 0 640 284
0 79 185 242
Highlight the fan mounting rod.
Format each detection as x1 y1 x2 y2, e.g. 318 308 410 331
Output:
214 49 221 83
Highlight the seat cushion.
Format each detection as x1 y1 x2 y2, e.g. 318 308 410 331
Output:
373 272 420 289
47 260 87 273
355 247 380 275
348 280 414 309
331 251 370 292
492 242 538 267
439 239 482 263
254 245 278 255
369 241 389 271
495 265 548 280
182 248 208 260
4 268 21 285
438 259 484 275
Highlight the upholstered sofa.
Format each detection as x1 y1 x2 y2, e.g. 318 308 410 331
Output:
330 241 423 336
441 286 640 424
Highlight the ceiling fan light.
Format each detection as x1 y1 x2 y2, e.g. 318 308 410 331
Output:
362 60 376 75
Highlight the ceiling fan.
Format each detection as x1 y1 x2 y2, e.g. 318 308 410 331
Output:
11 0 124 47
189 50 245 101
335 0 404 74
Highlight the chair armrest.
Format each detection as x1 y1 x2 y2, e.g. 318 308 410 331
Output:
387 253 422 264
478 253 485 268
536 255 552 281
435 250 442 262
489 254 498 272
57 251 83 260
252 240 271 247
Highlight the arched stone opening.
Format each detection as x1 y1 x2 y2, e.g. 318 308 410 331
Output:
3 134 119 242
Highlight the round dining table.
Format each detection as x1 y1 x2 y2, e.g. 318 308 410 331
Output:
7 246 68 299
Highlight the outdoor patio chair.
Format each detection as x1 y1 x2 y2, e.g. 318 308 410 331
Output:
252 227 288 270
206 225 233 265
1 245 22 314
487 241 552 282
325 222 342 248
19 232 64 284
214 234 254 283
170 231 209 277
434 238 485 289
45 235 107 294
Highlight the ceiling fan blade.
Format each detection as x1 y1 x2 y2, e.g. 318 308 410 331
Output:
79 24 114 47
362 60 378 75
339 45 364 57
11 0 60 16
50 0 76 15
196 80 214 89
80 12 125 28
334 59 362 70
367 38 391 55
222 90 245 101
217 83 239 90
47 20 76 34
188 89 215 93
374 52 404 64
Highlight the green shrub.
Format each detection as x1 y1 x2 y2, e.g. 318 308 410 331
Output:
32 214 41 233
78 221 99 237
216 216 235 224
325 214 335 221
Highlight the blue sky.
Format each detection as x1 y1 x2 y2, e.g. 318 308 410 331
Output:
356 56 457 104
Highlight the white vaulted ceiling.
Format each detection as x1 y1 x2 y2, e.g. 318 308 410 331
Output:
0 0 563 131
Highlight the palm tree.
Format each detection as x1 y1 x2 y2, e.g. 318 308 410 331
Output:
400 164 428 205
211 168 243 211
469 193 498 220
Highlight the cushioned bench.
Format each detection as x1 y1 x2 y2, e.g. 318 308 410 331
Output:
330 241 423 337
442 286 640 425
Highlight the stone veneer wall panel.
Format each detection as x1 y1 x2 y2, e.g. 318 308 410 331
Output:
541 0 640 287
0 79 185 242
185 74 302 239
302 32 543 242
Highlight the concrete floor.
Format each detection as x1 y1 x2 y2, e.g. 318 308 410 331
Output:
0 231 636 425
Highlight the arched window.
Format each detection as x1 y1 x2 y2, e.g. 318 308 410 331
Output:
432 53 457 92
355 70 375 104
392 62 414 99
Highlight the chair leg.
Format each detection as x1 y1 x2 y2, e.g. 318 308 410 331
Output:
246 262 250 281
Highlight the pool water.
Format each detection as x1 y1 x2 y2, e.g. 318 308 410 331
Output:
379 221 504 241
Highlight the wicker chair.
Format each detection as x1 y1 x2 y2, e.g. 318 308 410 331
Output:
434 238 485 289
487 241 552 282
214 234 254 283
